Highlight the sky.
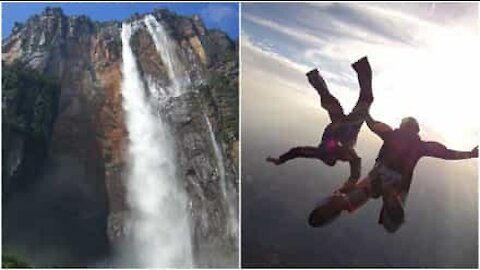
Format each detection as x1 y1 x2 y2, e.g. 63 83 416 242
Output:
241 42 478 266
241 3 478 267
1 2 239 39
242 2 480 150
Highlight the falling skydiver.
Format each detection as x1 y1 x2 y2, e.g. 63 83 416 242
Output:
267 56 374 191
309 114 479 233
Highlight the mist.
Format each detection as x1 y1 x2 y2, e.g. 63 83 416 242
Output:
119 19 192 268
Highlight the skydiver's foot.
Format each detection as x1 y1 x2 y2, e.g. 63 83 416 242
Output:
351 56 371 74
306 69 328 91
306 69 319 78
308 193 348 227
266 156 282 165
383 192 405 225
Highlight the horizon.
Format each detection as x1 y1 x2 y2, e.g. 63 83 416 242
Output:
2 2 239 40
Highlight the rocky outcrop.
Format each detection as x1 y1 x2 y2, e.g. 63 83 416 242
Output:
2 6 238 267
163 92 238 267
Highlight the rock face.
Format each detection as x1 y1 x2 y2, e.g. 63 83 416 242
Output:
2 7 238 267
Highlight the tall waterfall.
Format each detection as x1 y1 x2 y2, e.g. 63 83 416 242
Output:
120 21 192 268
144 14 238 249
204 115 239 242
144 14 189 96
120 14 238 268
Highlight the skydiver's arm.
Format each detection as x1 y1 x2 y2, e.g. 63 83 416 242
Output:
349 155 361 182
423 142 478 160
365 114 393 140
337 148 361 193
343 147 361 182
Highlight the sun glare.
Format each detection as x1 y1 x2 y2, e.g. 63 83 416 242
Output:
371 26 479 149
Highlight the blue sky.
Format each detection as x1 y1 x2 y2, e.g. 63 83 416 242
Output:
2 2 239 39
242 2 479 149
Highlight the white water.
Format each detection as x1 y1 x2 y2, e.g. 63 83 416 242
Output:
204 115 239 242
121 22 192 268
144 15 190 97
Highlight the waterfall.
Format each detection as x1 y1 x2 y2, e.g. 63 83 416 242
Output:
204 115 239 242
120 14 237 268
144 14 190 96
120 21 192 268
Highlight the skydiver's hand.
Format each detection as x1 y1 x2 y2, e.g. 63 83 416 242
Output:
338 177 357 194
471 146 478 158
266 156 282 165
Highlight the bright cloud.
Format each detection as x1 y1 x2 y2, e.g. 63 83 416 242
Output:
243 3 479 149
200 4 234 23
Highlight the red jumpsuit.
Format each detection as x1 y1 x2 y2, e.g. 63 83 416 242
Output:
352 120 478 232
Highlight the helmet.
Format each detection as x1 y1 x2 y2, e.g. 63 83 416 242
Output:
400 117 419 134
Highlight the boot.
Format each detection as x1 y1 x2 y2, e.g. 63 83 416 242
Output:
306 68 328 93
351 56 373 102
308 193 348 227
351 56 371 74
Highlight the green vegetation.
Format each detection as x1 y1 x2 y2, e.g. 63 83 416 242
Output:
200 70 239 144
2 60 60 144
12 22 24 34
2 60 61 194
2 252 31 268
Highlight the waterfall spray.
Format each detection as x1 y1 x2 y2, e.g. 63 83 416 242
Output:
143 14 239 264
204 114 239 242
121 21 193 268
120 14 237 267
144 15 190 96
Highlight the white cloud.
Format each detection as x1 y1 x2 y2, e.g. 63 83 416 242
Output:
242 3 480 148
200 4 234 23
242 13 328 48
242 32 362 115
242 32 310 74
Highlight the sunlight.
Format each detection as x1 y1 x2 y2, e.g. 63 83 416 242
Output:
371 26 479 149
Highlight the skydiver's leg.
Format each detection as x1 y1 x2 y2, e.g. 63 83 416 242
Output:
266 146 320 165
378 192 406 233
341 176 373 212
343 57 374 145
308 176 373 227
306 69 345 123
352 56 373 104
378 172 406 233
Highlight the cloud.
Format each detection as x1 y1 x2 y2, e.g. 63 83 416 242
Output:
242 13 328 48
241 32 361 114
242 3 479 148
241 4 425 82
200 4 234 23
242 32 310 74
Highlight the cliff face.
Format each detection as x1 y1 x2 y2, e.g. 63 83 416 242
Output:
2 7 238 267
